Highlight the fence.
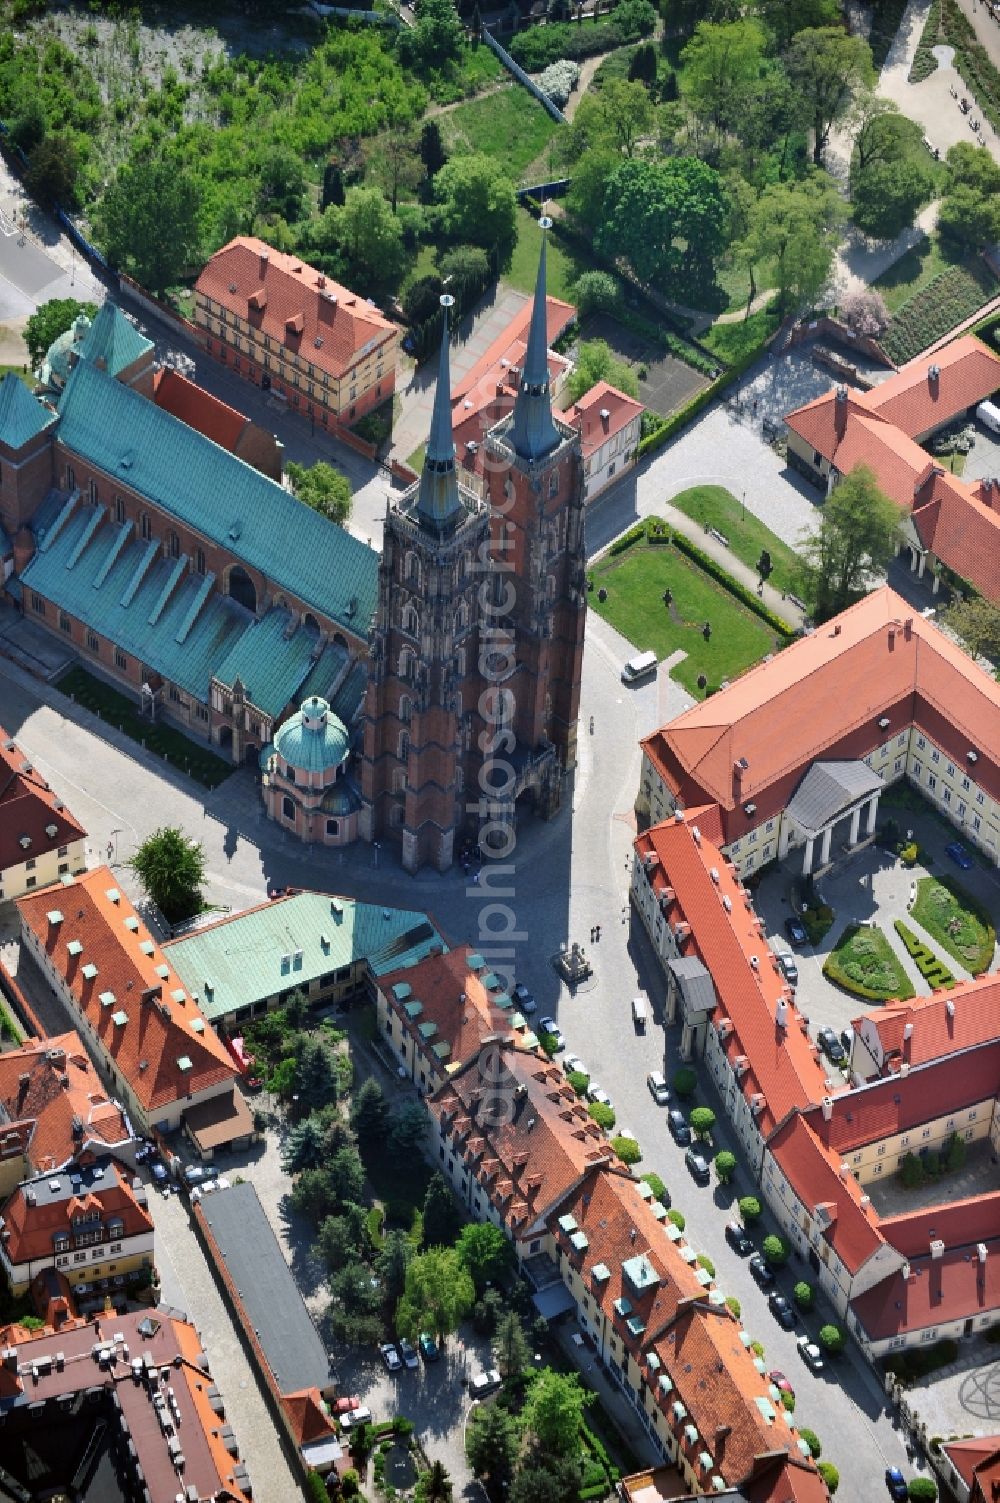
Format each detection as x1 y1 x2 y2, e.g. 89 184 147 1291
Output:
481 27 567 122
517 178 572 203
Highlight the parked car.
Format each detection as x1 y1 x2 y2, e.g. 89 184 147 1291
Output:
646 1070 670 1105
182 1164 216 1188
749 1253 775 1288
149 1160 169 1186
380 1343 402 1373
512 982 537 1015
398 1338 419 1370
469 1368 502 1397
684 1148 710 1185
418 1332 440 1363
563 1054 588 1079
945 840 974 870
768 1369 793 1395
341 1406 373 1430
817 1027 846 1065
334 1395 361 1414
775 951 798 987
587 1084 613 1109
885 1467 908 1501
725 1222 753 1257
538 1017 565 1051
784 915 808 947
667 1109 691 1146
135 1142 154 1164
840 1026 854 1054
768 1293 797 1329
797 1335 824 1372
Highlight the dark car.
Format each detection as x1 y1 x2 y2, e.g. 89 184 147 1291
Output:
685 1148 711 1185
749 1253 775 1288
768 1292 797 1329
149 1160 169 1186
885 1467 908 1502
775 951 799 987
945 840 974 870
725 1222 753 1256
817 1026 847 1065
667 1109 692 1146
784 915 808 947
418 1332 440 1363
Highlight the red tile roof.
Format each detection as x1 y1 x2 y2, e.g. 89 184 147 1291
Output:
557 380 644 460
2 1158 151 1265
860 334 1000 435
856 976 1000 1073
379 946 514 1078
0 729 86 876
741 1453 832 1503
641 586 1000 842
767 1114 884 1275
912 467 1000 603
940 1435 1000 1500
16 867 237 1115
283 1387 337 1446
634 816 833 1135
850 1230 1000 1340
195 236 396 380
0 1030 130 1174
879 1191 1000 1260
451 295 575 405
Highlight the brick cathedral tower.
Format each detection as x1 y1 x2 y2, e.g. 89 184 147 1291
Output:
360 299 490 873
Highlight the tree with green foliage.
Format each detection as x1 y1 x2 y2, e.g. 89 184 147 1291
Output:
128 827 205 924
291 1034 341 1113
946 1132 967 1172
565 147 620 234
612 1134 642 1164
398 0 465 77
25 135 80 211
566 339 639 403
738 1195 762 1222
422 1171 463 1249
629 41 658 86
785 27 874 164
396 1246 475 1343
641 1172 668 1203
715 1150 736 1183
404 272 445 325
596 154 728 295
523 1369 590 1456
566 1070 589 1096
573 271 624 318
24 298 97 368
667 1207 686 1230
673 1067 697 1098
742 170 843 314
900 1151 925 1189
420 120 448 181
256 143 309 222
495 1310 531 1382
456 1222 513 1291
509 1455 585 1503
416 1459 454 1503
852 133 933 240
350 1077 391 1147
759 0 841 48
313 185 407 299
282 1115 328 1174
818 1323 845 1353
438 243 491 291
569 79 654 158
793 1280 814 1308
943 593 1000 662
285 460 352 525
369 128 422 214
97 153 202 295
816 1460 839 1493
435 154 517 266
376 1228 413 1308
762 1234 790 1266
681 19 769 142
907 1479 937 1501
689 1107 716 1140
466 1401 518 1496
391 1100 429 1155
798 1428 822 1458
588 1101 615 1130
314 1203 370 1272
291 1165 337 1225
938 142 1000 252
329 1262 382 1346
8 96 47 155
326 1144 366 1205
800 464 900 619
611 0 658 41
322 160 346 211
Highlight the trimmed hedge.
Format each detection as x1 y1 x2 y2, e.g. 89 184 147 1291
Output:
670 531 796 639
824 923 916 1002
609 523 647 556
894 919 956 988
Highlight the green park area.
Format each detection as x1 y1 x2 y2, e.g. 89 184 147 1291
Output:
668 485 804 597
439 88 560 186
911 876 996 974
823 923 915 1002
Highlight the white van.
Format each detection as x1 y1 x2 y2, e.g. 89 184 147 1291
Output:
632 994 649 1031
621 650 657 685
976 399 1000 434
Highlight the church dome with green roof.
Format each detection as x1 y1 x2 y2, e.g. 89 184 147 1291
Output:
40 312 91 389
274 695 350 775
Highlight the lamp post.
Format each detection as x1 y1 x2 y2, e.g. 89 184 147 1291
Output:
110 828 123 863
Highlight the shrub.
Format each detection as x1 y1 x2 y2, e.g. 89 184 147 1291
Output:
817 1461 840 1494
609 523 646 556
945 1131 967 1172
738 1196 761 1223
566 1070 590 1096
510 20 620 71
642 1171 668 1203
538 59 581 107
908 1480 938 1501
725 1295 741 1317
841 288 890 338
883 263 998 366
667 1208 685 1232
689 1107 716 1140
894 921 956 988
781 1391 795 1412
672 1067 697 1098
574 270 624 318
818 1324 845 1354
900 842 919 866
697 1253 715 1278
750 1340 765 1358
612 1133 642 1165
714 1150 736 1184
793 1281 814 1309
588 1101 615 1130
901 1151 925 1188
762 1234 790 1267
798 1428 821 1458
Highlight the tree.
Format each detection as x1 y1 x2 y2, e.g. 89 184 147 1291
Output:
326 1145 366 1207
438 243 491 291
509 1456 584 1503
851 93 918 175
25 135 80 211
456 1222 513 1291
282 1115 328 1174
907 1480 937 1502
945 1131 967 1172
612 1134 642 1164
391 1101 429 1155
852 157 933 240
840 288 890 338
816 1461 839 1493
569 80 654 159
689 1106 716 1140
566 339 639 403
742 170 843 315
800 464 900 619
396 1247 474 1343
404 272 445 325
798 1427 821 1457
596 155 729 295
667 1207 685 1231
785 27 874 164
681 19 769 141
793 1280 814 1308
943 592 1000 663
420 120 448 181
422 1171 463 1248
285 460 352 524
938 142 1000 251
900 1150 925 1189
762 1234 790 1266
466 1400 518 1497
435 154 517 266
818 1323 845 1354
256 143 309 222
523 1369 589 1456
369 129 422 214
629 41 658 86
673 1066 697 1098
416 1460 454 1502
291 1166 338 1225
322 160 346 211
97 152 202 295
376 1228 413 1308
128 827 205 923
574 271 624 318
495 1310 531 1381
610 0 657 41
588 1101 615 1130
316 185 407 298
314 1204 369 1272
8 97 46 154
565 147 619 235
760 0 840 49
329 1262 382 1346
24 298 97 368
726 1295 741 1317
398 0 465 76
738 1195 761 1222
715 1150 736 1183
293 1034 341 1113
350 1077 391 1147
641 1172 668 1203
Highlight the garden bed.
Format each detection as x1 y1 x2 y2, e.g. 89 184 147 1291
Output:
894 919 956 988
911 876 996 974
881 261 998 364
823 924 915 1002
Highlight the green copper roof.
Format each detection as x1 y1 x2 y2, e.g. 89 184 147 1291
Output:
507 223 562 464
165 892 449 1023
41 313 91 387
78 302 153 377
0 373 57 448
56 360 378 634
273 695 350 773
328 661 367 727
214 611 347 719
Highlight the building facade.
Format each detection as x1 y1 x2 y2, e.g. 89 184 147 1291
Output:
0 729 87 903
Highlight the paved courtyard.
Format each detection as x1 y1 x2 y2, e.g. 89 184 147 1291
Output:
864 1138 996 1218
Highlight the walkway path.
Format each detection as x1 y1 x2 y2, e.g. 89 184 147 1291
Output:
954 0 1000 72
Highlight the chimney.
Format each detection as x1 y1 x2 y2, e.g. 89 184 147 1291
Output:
901 1262 910 1280
821 1096 833 1121
930 1238 945 1259
317 274 326 289
928 363 940 385
776 998 788 1029
259 248 269 274
834 384 848 439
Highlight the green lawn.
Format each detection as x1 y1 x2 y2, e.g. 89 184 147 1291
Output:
823 923 915 1002
912 875 996 974
702 305 781 366
0 363 34 388
56 666 232 790
668 485 805 596
872 233 963 313
406 442 425 472
439 86 562 184
505 208 593 300
590 537 781 697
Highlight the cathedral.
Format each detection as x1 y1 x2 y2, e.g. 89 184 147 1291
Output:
360 225 588 872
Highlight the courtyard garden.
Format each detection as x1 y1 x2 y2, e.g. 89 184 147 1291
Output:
823 923 915 1003
911 876 996 974
894 920 956 989
668 486 804 598
590 522 792 698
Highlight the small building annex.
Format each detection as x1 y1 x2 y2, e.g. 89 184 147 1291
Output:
0 726 86 903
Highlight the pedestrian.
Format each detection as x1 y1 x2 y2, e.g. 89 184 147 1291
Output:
107 841 113 861
590 926 596 943
595 924 602 942
472 869 480 886
753 397 759 416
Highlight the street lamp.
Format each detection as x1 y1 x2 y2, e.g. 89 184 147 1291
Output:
110 828 123 863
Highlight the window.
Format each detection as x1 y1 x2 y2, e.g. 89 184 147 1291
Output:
813 450 822 466
73 1251 87 1263
168 531 180 559
326 818 340 837
115 495 125 523
913 761 922 779
58 846 67 857
58 863 68 874
943 787 951 804
974 815 982 832
977 790 985 804
115 650 127 671
30 592 45 614
931 748 940 763
59 612 71 634
87 631 100 654
945 762 955 776
196 705 209 721
958 801 967 818
141 513 152 540
194 547 206 575
88 478 99 503
962 775 970 791
897 733 906 747
282 795 295 820
398 730 410 762
25 858 35 871
169 686 181 703
25 876 35 889
916 735 925 750
928 774 937 792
